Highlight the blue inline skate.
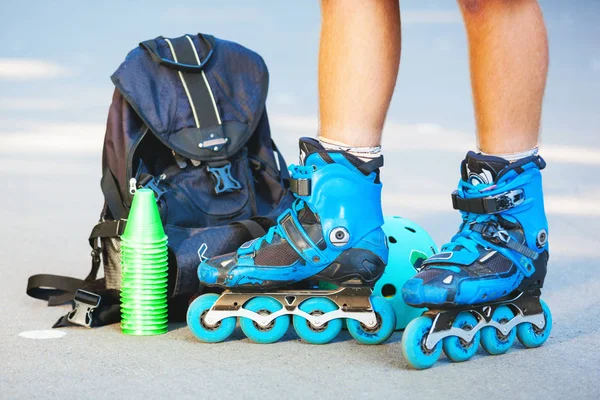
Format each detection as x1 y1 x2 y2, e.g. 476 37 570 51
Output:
401 151 552 369
187 137 396 344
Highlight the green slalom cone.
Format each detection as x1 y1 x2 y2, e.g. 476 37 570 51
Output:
121 328 168 336
120 188 168 335
121 189 167 243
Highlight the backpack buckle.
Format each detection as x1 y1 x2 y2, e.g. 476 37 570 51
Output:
207 163 242 194
143 176 167 201
66 290 102 328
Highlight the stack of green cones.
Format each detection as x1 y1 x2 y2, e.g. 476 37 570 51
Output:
120 188 168 336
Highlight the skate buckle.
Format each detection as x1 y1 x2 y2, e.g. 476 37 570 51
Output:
207 163 242 194
476 223 509 244
493 230 511 244
66 289 101 328
491 189 525 212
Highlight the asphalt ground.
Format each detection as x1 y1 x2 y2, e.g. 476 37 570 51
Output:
1 122 599 399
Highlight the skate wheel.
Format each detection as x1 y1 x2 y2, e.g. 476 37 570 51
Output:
442 312 481 362
347 295 396 345
481 306 516 355
401 316 442 369
239 297 290 344
293 298 342 344
187 293 235 343
517 299 552 348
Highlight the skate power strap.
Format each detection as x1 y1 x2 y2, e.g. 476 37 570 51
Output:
452 189 525 215
277 209 327 265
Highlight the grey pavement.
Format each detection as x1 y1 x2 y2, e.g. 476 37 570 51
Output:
1 126 599 399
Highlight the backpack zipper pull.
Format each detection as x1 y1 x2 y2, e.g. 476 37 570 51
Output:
129 177 137 195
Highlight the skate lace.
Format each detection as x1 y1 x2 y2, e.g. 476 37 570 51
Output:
252 199 306 249
441 180 499 255
250 164 313 250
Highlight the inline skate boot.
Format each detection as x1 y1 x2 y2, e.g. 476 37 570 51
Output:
187 137 396 344
401 151 552 369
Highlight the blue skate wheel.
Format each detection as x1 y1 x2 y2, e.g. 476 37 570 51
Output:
239 297 290 344
401 316 442 369
481 306 516 355
293 298 342 344
347 295 396 345
517 299 552 348
187 293 236 343
442 312 481 362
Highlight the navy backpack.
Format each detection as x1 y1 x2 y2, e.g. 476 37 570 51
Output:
27 33 294 327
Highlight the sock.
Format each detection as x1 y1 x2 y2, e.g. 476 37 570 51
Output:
318 136 382 162
480 146 539 163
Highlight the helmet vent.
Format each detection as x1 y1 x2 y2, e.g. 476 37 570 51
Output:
381 284 397 298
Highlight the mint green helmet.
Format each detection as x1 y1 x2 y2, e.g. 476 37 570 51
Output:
374 216 437 330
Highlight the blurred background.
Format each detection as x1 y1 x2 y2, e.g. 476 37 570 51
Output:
1 0 597 253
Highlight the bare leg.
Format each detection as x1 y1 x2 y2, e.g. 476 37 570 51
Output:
319 0 401 147
459 0 549 154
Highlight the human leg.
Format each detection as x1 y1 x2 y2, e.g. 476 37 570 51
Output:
400 0 551 368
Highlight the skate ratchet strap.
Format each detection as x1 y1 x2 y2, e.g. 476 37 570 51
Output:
471 223 539 260
452 189 525 214
277 210 325 264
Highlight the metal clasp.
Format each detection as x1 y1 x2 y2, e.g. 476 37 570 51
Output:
494 230 511 244
198 136 229 152
66 289 101 328
486 189 525 213
480 225 510 244
207 163 242 194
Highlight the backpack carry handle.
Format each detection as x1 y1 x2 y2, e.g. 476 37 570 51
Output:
140 34 214 73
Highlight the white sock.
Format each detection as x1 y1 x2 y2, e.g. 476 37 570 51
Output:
481 146 539 162
318 136 382 162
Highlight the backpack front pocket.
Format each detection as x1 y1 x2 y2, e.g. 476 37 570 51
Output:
158 149 255 227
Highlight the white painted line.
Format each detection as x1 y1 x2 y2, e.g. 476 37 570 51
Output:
18 330 67 339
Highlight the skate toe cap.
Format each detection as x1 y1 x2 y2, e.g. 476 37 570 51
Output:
402 277 450 307
198 262 220 285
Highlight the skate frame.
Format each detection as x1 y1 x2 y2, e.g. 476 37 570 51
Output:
203 287 379 329
423 291 547 351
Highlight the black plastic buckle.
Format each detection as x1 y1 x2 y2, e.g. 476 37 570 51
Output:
66 290 102 328
207 163 242 194
290 178 311 196
143 177 167 202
